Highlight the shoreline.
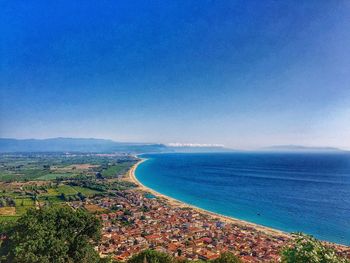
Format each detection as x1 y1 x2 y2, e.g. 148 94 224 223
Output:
127 158 289 238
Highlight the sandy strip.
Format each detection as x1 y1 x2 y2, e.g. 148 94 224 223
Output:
126 158 289 238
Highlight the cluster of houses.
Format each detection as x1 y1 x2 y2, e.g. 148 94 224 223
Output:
87 190 292 262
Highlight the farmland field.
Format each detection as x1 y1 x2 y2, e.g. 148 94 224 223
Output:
0 207 16 216
39 188 60 196
14 198 34 206
71 186 101 196
36 173 76 180
56 185 78 195
101 162 135 178
0 215 19 223
15 205 34 215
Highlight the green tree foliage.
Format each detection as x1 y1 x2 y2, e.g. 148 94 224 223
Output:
212 252 242 263
0 206 102 263
127 250 173 263
60 192 66 200
126 250 241 263
281 233 349 263
0 197 15 207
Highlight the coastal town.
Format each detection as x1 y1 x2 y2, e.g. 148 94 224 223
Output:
92 189 288 262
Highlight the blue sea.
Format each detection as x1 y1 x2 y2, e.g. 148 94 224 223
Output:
135 152 350 245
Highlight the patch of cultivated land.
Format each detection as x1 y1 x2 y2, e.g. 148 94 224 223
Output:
36 173 76 180
101 162 135 178
14 198 34 206
0 215 19 223
71 186 101 196
0 206 16 216
84 204 105 213
57 164 100 170
56 185 79 195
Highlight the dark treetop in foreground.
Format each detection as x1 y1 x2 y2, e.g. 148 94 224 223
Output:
0 207 102 263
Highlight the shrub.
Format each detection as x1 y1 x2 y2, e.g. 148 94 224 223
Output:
281 233 349 263
212 252 242 263
128 250 173 263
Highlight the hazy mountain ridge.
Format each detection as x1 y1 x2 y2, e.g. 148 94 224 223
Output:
260 145 345 152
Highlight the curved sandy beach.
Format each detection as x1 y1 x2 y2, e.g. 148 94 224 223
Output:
127 158 289 238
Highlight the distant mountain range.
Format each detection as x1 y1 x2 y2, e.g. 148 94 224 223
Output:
259 145 346 153
0 138 231 153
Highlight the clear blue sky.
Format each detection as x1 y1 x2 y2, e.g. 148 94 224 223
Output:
1 0 350 149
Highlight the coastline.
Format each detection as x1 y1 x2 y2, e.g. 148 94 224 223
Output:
127 158 289 238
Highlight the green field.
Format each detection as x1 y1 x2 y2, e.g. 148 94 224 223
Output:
55 184 101 197
36 173 76 180
39 188 60 196
71 186 101 196
101 162 134 178
16 205 34 215
56 185 78 195
14 198 34 206
39 195 63 203
0 215 19 223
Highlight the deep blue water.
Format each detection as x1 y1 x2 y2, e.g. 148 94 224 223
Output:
135 153 350 245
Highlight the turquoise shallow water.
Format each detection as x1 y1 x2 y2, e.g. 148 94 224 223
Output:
135 152 350 245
